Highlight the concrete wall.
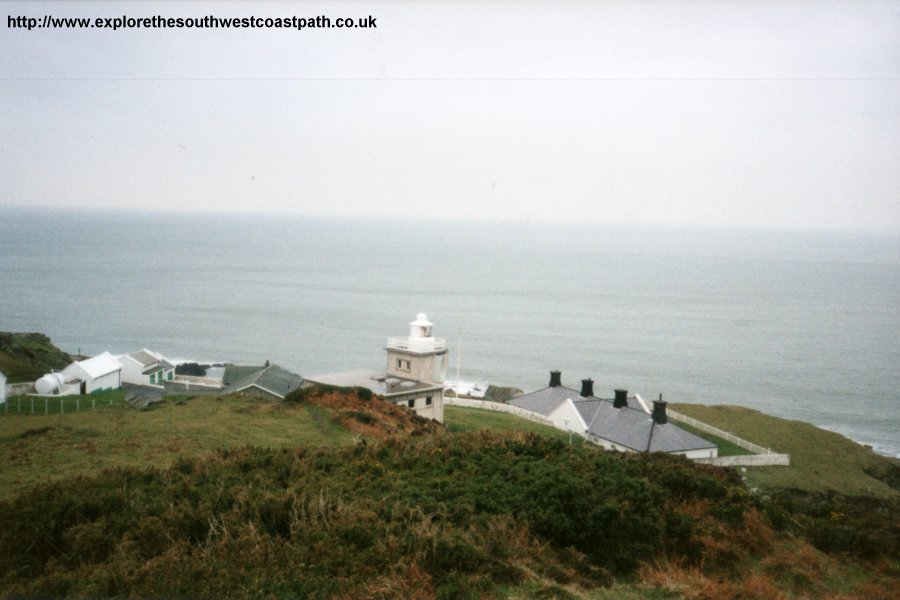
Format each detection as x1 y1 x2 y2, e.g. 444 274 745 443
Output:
171 375 223 389
5 382 33 397
667 409 776 455
678 447 719 460
444 398 555 427
695 454 791 467
393 389 444 423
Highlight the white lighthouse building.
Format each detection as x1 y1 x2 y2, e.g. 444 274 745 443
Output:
305 312 449 422
386 313 448 383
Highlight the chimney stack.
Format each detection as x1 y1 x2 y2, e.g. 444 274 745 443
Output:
652 394 668 424
614 389 628 408
549 370 562 388
580 378 594 398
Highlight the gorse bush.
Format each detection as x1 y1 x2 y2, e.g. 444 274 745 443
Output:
0 432 761 598
285 383 373 403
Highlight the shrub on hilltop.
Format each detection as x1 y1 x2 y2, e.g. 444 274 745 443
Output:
0 332 72 382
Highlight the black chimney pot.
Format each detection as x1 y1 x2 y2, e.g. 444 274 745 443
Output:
580 378 594 398
614 389 628 408
652 398 668 425
549 370 562 388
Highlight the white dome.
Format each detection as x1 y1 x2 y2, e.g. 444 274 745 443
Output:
35 373 65 395
409 313 433 327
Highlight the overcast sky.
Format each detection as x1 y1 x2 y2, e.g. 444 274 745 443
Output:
2 1 899 231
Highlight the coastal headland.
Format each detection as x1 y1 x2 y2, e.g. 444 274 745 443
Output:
0 333 897 598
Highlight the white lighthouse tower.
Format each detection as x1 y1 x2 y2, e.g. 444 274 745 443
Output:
386 313 449 382
384 313 448 421
305 312 449 423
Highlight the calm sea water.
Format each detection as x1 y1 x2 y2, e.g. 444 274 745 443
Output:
1 207 898 457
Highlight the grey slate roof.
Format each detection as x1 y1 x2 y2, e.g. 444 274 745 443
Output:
228 364 304 399
130 350 158 367
510 386 716 454
130 350 173 374
508 385 587 415
305 370 441 398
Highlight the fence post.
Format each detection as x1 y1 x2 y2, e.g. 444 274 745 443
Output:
77 397 80 412
31 397 34 415
92 397 96 410
45 397 48 415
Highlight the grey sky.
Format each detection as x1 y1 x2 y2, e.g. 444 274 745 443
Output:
2 1 899 230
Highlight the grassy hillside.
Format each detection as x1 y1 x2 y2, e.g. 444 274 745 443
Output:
1 392 897 598
5 429 895 599
0 393 356 501
671 404 899 499
0 332 72 383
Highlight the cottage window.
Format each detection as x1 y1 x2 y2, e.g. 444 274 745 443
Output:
407 398 415 408
425 396 432 406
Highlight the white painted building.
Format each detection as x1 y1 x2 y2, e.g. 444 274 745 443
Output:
307 313 449 423
384 313 448 422
510 372 718 459
116 349 175 387
35 352 122 396
0 371 6 405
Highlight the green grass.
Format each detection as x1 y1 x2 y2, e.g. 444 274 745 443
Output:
3 390 124 416
0 401 577 502
0 393 355 501
444 406 580 443
0 332 73 383
671 420 751 457
671 404 899 498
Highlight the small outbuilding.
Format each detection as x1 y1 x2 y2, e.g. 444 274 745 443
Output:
223 364 304 400
116 349 175 387
35 351 123 396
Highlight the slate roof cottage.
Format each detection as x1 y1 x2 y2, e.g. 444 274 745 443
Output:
510 371 718 459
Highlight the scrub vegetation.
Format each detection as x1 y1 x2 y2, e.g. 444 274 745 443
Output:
0 332 72 382
0 389 897 599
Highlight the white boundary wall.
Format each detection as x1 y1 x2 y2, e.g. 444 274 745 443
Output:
667 409 790 466
444 398 555 427
695 454 790 467
448 399 790 466
667 409 774 454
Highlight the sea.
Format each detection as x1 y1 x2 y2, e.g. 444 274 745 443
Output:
1 207 898 458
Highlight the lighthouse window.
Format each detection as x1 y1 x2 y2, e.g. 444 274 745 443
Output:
396 359 410 372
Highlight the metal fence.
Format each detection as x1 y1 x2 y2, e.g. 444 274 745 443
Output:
2 393 121 416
